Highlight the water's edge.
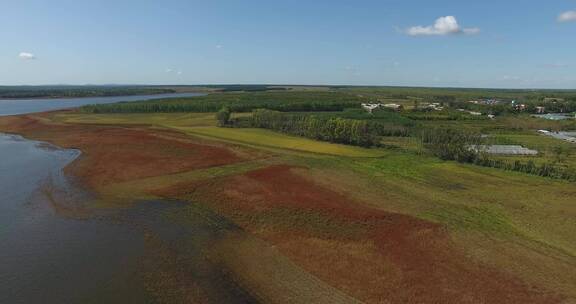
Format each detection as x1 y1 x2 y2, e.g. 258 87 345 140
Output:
0 133 258 304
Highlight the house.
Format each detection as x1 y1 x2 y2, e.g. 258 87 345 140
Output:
425 103 444 111
488 114 496 119
361 103 403 113
513 103 527 111
535 106 546 114
361 103 381 113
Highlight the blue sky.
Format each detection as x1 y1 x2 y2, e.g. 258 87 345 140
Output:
1 0 576 88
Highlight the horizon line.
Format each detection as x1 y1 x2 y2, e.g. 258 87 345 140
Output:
2 83 576 91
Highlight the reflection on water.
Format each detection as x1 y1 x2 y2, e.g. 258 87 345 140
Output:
0 134 256 304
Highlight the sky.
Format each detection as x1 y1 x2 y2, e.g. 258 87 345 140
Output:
1 0 576 89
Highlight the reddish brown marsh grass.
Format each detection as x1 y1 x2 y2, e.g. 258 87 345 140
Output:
170 165 564 304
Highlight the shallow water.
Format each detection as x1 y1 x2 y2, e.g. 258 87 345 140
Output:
0 92 204 116
0 134 152 303
0 134 255 303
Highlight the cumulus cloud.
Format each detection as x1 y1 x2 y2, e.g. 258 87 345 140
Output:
19 52 36 60
406 16 480 36
558 11 576 22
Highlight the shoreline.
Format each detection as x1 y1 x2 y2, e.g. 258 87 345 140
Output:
0 111 571 303
0 112 363 303
0 91 208 101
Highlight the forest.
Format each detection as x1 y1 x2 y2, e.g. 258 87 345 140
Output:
244 109 379 147
81 91 367 113
0 86 174 99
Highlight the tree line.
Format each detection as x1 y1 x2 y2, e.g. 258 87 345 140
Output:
244 109 379 147
419 127 576 181
83 100 361 114
81 91 366 114
0 86 173 99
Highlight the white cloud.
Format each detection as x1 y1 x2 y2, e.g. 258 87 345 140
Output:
558 11 576 22
406 16 480 36
215 45 223 49
165 68 173 73
19 52 36 60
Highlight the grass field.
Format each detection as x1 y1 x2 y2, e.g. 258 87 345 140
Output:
55 113 388 157
54 111 576 250
180 127 387 157
5 105 575 303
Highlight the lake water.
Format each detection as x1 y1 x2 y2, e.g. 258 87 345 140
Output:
0 134 255 303
0 92 256 302
0 92 204 116
0 134 150 303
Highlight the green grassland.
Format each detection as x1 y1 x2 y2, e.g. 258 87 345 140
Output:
56 110 576 248
54 99 576 298
55 113 387 157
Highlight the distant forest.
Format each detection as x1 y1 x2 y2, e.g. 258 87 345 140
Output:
0 86 175 99
81 91 367 113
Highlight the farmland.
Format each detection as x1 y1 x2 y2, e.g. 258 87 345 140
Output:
2 87 576 303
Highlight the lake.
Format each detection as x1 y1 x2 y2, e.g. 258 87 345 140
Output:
0 133 255 303
0 92 204 116
0 134 152 303
0 93 256 302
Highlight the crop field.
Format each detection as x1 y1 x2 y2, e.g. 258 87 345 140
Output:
3 88 576 303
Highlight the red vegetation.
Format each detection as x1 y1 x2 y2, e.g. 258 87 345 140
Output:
0 114 564 303
0 114 242 188
194 165 563 304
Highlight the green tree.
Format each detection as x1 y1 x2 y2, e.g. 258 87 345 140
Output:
216 106 231 127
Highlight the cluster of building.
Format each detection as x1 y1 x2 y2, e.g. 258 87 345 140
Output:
538 130 576 143
361 102 447 114
468 99 505 105
361 103 403 113
511 101 546 113
457 109 496 119
419 102 444 111
468 99 548 114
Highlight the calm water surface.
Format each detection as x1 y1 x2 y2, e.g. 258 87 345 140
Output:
0 134 151 303
0 134 255 303
0 92 255 303
0 92 204 116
